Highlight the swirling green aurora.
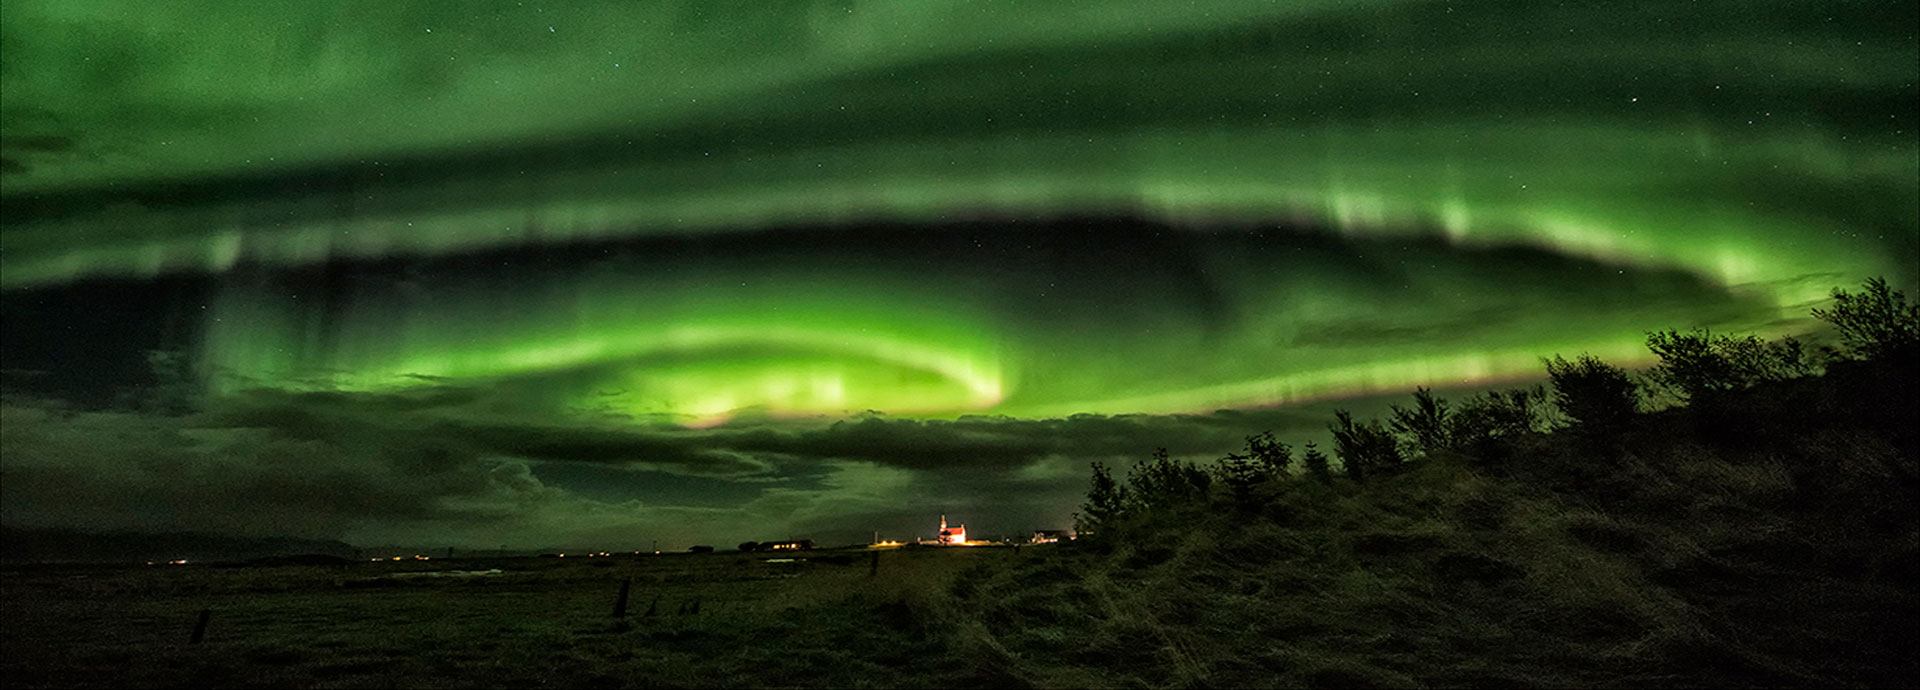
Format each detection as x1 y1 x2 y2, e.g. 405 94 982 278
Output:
3 0 1915 426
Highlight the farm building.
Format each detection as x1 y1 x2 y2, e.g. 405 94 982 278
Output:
937 514 966 544
1030 529 1072 544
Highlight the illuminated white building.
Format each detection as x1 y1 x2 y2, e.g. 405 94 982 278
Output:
938 514 967 545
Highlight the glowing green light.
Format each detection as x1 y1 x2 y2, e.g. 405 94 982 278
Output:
3 0 1910 421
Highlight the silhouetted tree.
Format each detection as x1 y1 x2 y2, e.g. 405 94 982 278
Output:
1812 277 1920 362
1244 431 1293 476
1076 461 1127 536
1543 354 1639 435
1645 329 1815 404
1127 448 1211 512
1805 278 1920 485
1449 386 1541 458
1213 453 1264 509
1301 442 1333 485
1331 409 1400 482
1214 432 1291 509
1390 387 1452 456
738 541 760 553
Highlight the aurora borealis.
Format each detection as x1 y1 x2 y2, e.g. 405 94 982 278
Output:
2 0 1915 550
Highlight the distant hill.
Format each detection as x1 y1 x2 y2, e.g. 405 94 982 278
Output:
0 527 357 564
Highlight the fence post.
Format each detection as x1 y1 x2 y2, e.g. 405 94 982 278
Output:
612 578 632 618
189 608 211 644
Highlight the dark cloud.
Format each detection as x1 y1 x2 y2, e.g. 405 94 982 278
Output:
0 402 517 540
447 423 778 478
715 410 1316 470
0 382 1433 549
0 127 76 179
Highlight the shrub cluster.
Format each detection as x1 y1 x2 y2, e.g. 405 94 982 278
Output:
1075 277 1918 537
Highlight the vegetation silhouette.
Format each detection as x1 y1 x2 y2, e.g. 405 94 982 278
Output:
958 277 1919 687
1814 276 1920 362
1541 353 1640 439
1215 432 1290 510
1073 460 1126 538
1300 441 1333 486
1448 385 1543 464
1124 448 1211 515
1643 328 1815 404
1329 409 1401 482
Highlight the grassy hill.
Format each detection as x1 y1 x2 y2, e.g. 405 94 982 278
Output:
923 340 1917 687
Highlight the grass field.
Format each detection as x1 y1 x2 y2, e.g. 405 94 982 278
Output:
2 546 1020 688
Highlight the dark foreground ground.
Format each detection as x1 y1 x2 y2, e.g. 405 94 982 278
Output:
6 451 1916 690
2 546 1015 688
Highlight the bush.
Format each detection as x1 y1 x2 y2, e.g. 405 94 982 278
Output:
1812 277 1920 362
1449 386 1541 449
1214 432 1292 509
1644 329 1814 404
1213 453 1264 509
1076 461 1127 537
1301 442 1334 485
1331 410 1401 482
1126 449 1211 513
1390 387 1451 457
1243 430 1293 476
1543 354 1639 434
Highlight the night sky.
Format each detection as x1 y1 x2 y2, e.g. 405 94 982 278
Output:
2 1 1915 551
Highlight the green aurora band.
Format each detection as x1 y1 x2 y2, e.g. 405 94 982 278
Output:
3 0 1915 424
